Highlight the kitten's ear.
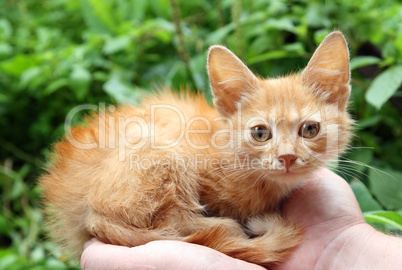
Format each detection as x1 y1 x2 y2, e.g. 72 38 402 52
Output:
208 45 259 116
301 31 350 110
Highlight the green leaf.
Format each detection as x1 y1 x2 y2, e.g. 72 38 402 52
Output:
69 65 91 100
43 79 69 96
365 65 402 109
0 54 39 76
167 61 189 89
10 178 24 200
31 246 45 263
369 168 402 210
103 70 142 104
263 18 296 32
248 50 289 65
0 92 7 103
314 29 331 44
127 0 148 21
19 67 42 89
81 0 118 34
364 211 402 231
350 180 382 212
205 23 234 45
0 254 20 270
103 35 131 55
0 215 9 235
0 19 12 38
355 115 382 130
44 258 69 269
350 56 381 70
149 0 171 18
394 32 402 57
306 4 330 28
190 54 209 93
283 43 305 54
0 43 12 59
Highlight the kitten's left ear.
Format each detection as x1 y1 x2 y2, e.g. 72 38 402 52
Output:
301 31 350 110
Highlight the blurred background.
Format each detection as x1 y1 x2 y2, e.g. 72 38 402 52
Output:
0 0 401 268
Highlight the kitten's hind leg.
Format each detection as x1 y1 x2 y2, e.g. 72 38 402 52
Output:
84 208 241 248
86 210 174 248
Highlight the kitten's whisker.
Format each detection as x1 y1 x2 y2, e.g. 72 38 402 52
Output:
328 166 354 180
320 153 396 182
327 163 361 180
336 164 369 178
328 163 367 180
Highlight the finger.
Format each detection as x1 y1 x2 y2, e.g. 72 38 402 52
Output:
81 239 265 270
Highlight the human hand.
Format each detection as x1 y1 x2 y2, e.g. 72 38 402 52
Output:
81 168 401 269
81 238 264 270
272 167 369 269
273 167 402 270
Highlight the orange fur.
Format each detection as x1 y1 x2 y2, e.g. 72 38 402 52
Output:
40 31 353 267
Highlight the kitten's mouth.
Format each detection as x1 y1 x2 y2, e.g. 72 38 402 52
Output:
279 170 297 176
269 166 309 177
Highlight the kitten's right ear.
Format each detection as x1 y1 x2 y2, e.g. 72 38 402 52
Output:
208 46 259 117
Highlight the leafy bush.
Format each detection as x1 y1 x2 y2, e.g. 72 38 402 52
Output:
1 0 401 268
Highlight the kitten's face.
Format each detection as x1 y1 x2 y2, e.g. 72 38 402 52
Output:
208 31 352 183
228 76 352 182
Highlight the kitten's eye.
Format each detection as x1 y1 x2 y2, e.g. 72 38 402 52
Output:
299 121 320 138
251 125 272 142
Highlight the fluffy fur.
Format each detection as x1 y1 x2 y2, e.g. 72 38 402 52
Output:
40 31 353 267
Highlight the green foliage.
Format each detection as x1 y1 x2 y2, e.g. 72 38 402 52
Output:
364 211 402 232
368 169 402 210
366 65 402 109
1 0 401 268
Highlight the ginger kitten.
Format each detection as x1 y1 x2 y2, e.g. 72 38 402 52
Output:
40 31 353 267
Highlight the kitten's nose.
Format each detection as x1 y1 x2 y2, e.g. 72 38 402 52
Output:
278 154 297 172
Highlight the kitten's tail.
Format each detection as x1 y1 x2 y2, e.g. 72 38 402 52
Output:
184 221 302 267
89 212 301 267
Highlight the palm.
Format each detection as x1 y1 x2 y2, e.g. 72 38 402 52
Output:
273 168 366 270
